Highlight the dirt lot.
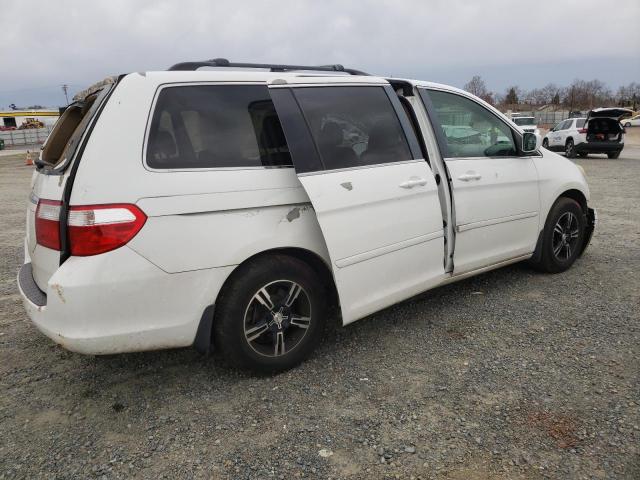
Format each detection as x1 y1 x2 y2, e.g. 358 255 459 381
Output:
1 143 639 479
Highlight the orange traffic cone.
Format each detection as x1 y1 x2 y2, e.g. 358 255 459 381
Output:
25 151 33 166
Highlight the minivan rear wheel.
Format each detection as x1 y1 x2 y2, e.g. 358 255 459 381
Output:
214 254 326 372
607 151 621 159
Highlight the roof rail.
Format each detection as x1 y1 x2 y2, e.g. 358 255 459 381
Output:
167 58 370 76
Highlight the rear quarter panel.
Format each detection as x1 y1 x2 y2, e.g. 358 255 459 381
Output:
70 73 331 274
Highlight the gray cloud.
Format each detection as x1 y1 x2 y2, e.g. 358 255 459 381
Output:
1 0 639 107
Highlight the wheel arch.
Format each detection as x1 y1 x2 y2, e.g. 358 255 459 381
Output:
193 247 339 355
531 188 590 264
558 188 587 212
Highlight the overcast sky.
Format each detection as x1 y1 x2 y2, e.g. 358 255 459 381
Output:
1 0 639 108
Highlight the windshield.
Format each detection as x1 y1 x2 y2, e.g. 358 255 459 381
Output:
512 117 536 126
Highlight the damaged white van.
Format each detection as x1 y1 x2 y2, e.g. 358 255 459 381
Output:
18 59 596 372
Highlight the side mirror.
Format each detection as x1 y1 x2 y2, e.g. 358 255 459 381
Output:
522 132 541 153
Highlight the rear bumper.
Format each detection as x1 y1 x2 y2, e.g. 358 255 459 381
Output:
18 262 46 307
575 142 623 154
17 245 234 355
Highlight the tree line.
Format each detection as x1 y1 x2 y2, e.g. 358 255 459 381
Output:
463 75 639 111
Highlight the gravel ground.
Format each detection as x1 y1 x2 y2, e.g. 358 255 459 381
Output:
0 145 638 480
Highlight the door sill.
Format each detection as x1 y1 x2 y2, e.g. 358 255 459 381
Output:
442 253 532 285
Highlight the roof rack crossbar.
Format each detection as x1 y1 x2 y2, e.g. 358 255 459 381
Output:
167 58 369 76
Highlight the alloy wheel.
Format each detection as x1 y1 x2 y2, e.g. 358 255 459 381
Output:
552 212 580 261
565 140 574 157
243 280 312 357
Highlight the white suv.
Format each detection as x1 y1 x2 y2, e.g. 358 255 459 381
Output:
543 108 630 159
18 59 596 372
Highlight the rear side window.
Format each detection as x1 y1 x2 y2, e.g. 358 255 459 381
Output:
146 85 292 169
293 86 412 170
576 119 586 128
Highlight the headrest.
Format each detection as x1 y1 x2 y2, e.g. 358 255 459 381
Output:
150 130 177 161
319 121 344 146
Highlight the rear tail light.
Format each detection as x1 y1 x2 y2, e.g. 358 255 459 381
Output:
578 128 587 134
35 200 62 250
68 204 147 256
35 201 146 256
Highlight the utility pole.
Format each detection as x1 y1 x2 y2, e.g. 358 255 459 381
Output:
61 84 69 105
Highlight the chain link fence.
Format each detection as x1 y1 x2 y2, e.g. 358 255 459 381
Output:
508 110 587 127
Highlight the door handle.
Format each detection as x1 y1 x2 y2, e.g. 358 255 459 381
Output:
399 177 428 189
457 172 482 182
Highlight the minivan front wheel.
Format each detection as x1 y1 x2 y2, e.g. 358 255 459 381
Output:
214 255 326 372
531 197 585 273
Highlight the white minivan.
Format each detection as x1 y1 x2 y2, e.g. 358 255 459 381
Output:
18 59 596 372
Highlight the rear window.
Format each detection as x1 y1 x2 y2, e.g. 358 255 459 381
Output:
576 119 586 128
40 93 100 168
146 85 292 169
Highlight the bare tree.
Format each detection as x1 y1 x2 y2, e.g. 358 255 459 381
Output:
562 79 613 110
463 75 495 104
541 83 561 105
461 77 625 112
524 88 547 106
464 75 489 97
617 82 640 110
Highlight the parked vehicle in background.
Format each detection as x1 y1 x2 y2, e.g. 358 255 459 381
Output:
623 114 640 127
511 115 540 135
542 107 630 159
17 59 596 372
543 118 587 157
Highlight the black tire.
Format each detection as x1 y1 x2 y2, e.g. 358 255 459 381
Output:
565 138 576 158
214 254 327 372
624 122 631 128
542 138 549 149
607 151 621 159
531 197 586 273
